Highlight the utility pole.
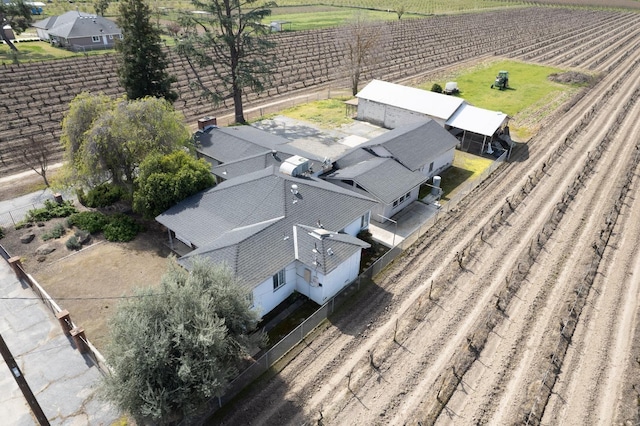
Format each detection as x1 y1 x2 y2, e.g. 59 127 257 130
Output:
0 333 50 425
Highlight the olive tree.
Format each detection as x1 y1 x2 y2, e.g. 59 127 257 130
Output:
102 259 264 424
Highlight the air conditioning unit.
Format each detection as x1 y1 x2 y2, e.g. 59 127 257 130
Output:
279 155 310 177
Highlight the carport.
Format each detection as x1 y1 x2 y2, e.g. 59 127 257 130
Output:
445 104 510 156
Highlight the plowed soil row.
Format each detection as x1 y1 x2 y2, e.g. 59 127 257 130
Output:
211 12 640 426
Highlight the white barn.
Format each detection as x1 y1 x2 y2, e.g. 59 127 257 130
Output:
356 79 467 128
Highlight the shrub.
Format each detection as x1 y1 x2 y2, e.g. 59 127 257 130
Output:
26 200 77 222
42 223 66 241
431 83 443 93
67 211 110 234
82 183 126 208
103 214 141 242
75 229 91 245
65 235 82 250
0 226 4 239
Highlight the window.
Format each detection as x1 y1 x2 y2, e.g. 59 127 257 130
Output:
429 162 434 173
273 269 286 291
360 211 370 228
92 36 100 42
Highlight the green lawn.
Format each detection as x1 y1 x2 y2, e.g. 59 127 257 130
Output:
0 41 114 63
419 60 586 140
267 7 421 30
270 97 354 128
427 151 494 200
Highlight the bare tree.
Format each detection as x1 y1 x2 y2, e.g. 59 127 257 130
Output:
396 4 405 20
336 14 387 96
1 135 52 187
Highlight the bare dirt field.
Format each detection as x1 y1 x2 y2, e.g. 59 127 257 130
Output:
209 12 640 426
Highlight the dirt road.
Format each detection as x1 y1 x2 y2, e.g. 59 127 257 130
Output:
212 11 640 426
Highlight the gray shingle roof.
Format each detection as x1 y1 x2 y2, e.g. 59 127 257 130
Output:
211 151 286 180
294 225 370 275
325 156 426 204
361 119 459 171
197 125 325 167
158 166 376 288
34 11 121 38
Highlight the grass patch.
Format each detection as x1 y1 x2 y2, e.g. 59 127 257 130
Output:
267 7 420 30
419 60 580 140
279 97 354 128
0 41 114 63
434 151 494 200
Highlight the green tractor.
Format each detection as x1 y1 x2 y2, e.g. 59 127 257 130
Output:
491 70 509 90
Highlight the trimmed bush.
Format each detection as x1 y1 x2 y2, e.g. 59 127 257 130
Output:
431 83 443 93
81 183 127 208
67 211 110 234
65 235 82 250
103 214 141 242
26 200 77 223
42 223 66 241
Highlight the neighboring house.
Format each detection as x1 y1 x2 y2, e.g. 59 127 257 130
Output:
195 125 331 182
356 79 467 128
325 120 457 222
156 166 376 317
33 11 122 51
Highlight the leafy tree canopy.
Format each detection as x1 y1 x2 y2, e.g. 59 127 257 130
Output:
0 0 33 51
133 150 215 219
102 258 263 424
60 93 191 191
116 0 177 102
176 0 275 124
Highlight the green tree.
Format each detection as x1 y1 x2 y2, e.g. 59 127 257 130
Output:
116 0 177 102
94 0 110 16
177 0 275 124
133 150 215 219
60 93 191 191
0 0 33 52
102 259 263 424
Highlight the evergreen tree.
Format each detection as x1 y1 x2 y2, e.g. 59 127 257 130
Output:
177 0 275 124
116 0 178 102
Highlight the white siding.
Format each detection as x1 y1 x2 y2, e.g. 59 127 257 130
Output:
359 100 448 129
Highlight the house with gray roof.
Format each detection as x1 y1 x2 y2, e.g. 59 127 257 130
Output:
33 11 121 51
196 125 331 182
325 120 457 223
156 166 376 316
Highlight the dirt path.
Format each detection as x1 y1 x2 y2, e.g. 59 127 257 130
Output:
212 14 640 426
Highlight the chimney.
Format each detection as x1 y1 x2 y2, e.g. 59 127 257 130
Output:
198 116 217 131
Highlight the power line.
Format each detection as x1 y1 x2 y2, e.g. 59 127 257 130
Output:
0 293 166 301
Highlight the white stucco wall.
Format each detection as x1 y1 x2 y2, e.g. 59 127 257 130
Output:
371 186 420 223
358 101 447 129
251 264 297 318
295 251 362 305
422 148 455 179
342 213 369 236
